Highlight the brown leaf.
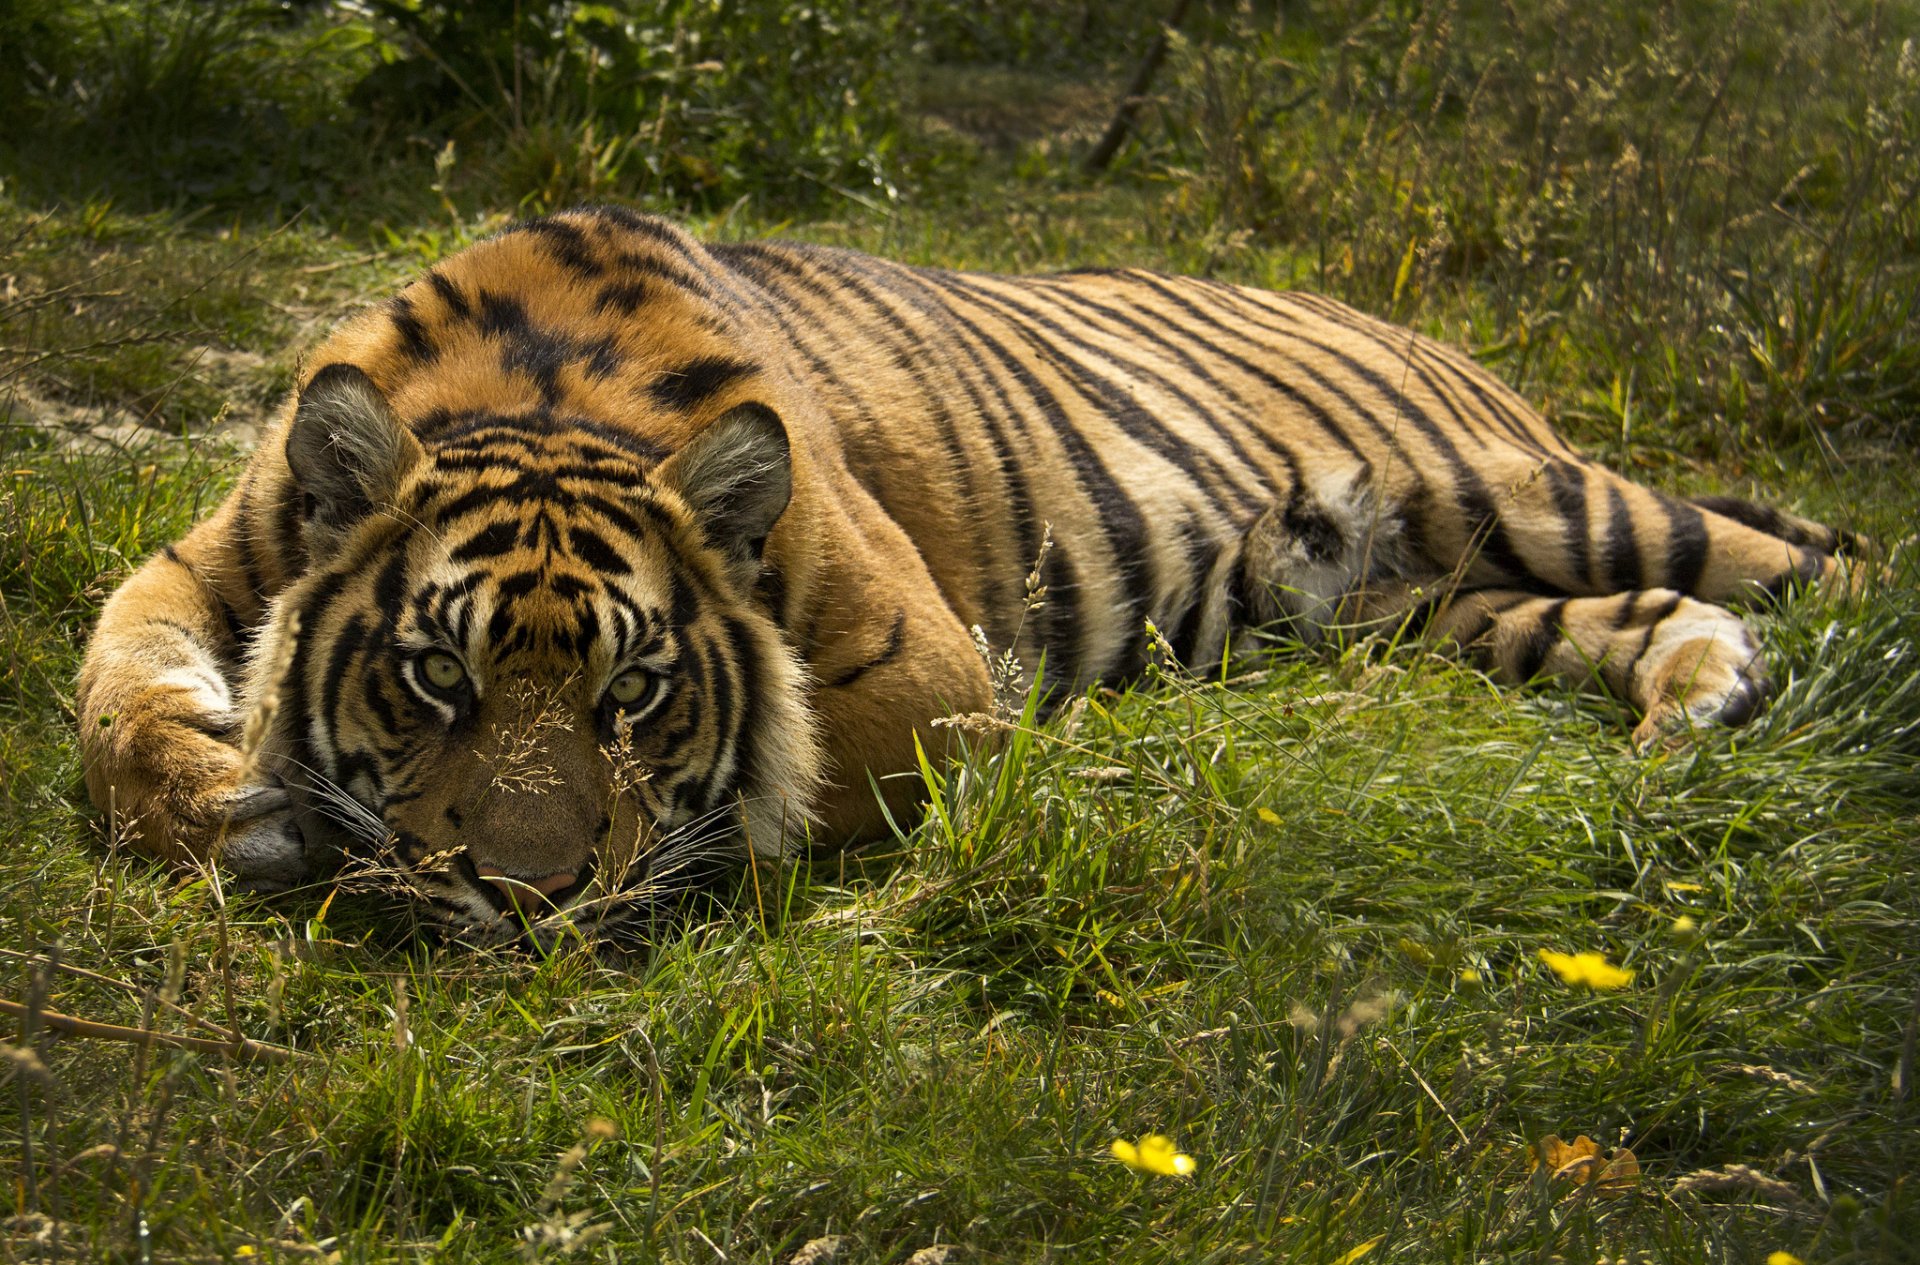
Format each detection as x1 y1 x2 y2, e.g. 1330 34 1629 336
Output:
1527 1133 1641 1198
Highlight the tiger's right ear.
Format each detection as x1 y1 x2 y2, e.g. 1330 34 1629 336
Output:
285 364 423 545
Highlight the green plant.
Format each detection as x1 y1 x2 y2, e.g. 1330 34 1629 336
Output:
353 0 910 213
1138 0 1920 451
0 1 371 209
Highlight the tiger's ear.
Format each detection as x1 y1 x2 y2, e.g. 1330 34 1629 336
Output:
655 403 792 579
285 363 423 547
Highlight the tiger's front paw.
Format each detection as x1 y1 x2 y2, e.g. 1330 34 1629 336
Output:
214 782 310 892
88 713 313 890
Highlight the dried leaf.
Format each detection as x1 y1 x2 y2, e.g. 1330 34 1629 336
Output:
1527 1134 1641 1198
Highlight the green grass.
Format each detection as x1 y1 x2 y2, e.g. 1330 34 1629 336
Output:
4 202 1916 1263
5 4 1920 1261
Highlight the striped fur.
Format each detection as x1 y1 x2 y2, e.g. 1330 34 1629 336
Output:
77 207 1859 942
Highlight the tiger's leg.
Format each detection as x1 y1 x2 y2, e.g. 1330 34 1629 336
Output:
1381 584 1768 745
802 603 994 843
1471 457 1863 606
779 503 995 846
76 494 307 889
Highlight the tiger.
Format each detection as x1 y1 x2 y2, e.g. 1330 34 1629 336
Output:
76 205 1862 944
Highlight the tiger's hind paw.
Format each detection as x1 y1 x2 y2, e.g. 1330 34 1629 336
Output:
1630 627 1771 748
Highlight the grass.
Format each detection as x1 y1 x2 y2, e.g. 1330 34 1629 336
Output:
5 4 1920 1262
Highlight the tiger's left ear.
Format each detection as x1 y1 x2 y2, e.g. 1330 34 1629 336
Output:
655 403 792 580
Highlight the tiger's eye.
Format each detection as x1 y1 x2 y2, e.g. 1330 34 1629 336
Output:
422 652 466 691
607 670 651 706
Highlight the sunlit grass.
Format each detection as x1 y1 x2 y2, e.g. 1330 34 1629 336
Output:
3 19 1919 1259
5 392 1914 1258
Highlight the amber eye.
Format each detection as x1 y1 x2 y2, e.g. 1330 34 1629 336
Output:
421 652 467 692
606 670 653 707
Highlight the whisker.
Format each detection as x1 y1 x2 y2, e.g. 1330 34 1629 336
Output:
272 753 391 842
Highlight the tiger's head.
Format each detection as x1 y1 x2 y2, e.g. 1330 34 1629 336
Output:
251 361 824 945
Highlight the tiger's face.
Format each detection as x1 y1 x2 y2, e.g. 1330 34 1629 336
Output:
255 364 823 945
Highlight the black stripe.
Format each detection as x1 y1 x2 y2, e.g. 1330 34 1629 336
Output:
450 519 519 562
1543 461 1592 590
1034 279 1310 494
1266 291 1557 454
724 245 1017 629
935 272 1263 521
925 288 1151 685
371 546 412 625
609 249 715 300
1130 272 1535 581
426 269 472 322
593 280 651 315
389 295 437 364
1119 272 1375 464
318 612 371 766
828 609 907 689
1621 594 1686 680
585 206 703 261
648 356 758 412
1658 497 1710 595
579 334 623 381
566 525 632 575
505 216 604 276
1602 484 1642 592
1452 591 1530 650
362 661 398 733
1760 549 1826 601
699 633 738 807
1511 598 1568 683
724 616 764 801
1163 518 1220 665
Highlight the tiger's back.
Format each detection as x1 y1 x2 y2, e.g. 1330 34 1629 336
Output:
712 238 1839 686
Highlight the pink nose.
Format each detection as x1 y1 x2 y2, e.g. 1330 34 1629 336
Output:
476 865 578 915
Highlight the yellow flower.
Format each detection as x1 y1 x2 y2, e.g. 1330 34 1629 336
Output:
1110 1134 1197 1177
1538 949 1633 990
1458 967 1483 986
1766 1254 1805 1265
1671 915 1700 940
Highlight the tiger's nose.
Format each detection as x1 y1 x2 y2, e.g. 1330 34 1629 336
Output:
476 865 578 915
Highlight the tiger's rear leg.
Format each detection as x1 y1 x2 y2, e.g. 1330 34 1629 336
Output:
1228 471 1847 741
1385 586 1769 745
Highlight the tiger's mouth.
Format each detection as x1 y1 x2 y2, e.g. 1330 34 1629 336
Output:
378 810 752 948
274 733 769 948
438 851 600 947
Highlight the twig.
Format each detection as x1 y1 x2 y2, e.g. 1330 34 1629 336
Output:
0 998 305 1065
296 252 390 275
1085 0 1198 173
0 947 238 1044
